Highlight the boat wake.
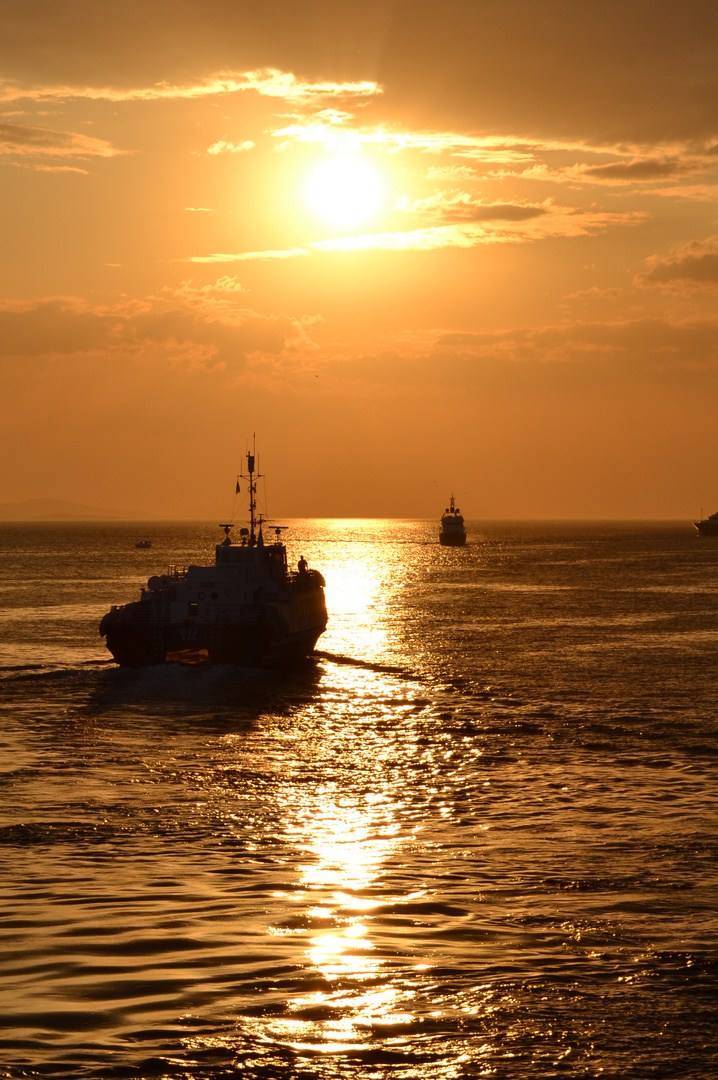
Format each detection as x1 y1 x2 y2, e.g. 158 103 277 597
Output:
314 649 423 680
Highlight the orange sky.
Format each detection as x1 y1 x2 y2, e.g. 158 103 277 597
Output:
1 0 718 519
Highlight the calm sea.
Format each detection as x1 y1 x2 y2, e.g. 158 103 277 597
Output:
0 520 716 1079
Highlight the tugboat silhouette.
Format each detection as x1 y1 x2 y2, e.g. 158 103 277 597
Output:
101 449 327 666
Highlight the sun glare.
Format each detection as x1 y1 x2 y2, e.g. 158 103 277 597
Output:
305 155 384 228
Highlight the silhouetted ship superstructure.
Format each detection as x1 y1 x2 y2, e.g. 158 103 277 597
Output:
693 511 718 536
439 495 466 546
100 451 327 667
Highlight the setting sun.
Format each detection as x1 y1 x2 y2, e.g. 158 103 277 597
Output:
305 155 384 227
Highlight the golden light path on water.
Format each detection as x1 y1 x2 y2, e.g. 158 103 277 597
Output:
308 520 397 664
268 794 413 1057
184 521 450 1066
176 525 507 1072
257 532 421 1056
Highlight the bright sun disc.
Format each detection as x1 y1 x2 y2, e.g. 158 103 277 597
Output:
305 156 384 228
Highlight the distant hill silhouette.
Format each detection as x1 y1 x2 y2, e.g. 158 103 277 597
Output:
0 498 143 521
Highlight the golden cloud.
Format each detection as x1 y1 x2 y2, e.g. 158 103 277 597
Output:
487 146 718 188
393 193 549 224
0 287 319 369
323 317 718 391
581 157 709 183
0 70 382 105
181 248 309 264
178 207 646 263
637 238 718 292
206 139 255 155
434 318 718 376
11 163 90 174
271 116 536 162
0 120 126 158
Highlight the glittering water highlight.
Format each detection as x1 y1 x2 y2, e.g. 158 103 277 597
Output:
0 520 716 1078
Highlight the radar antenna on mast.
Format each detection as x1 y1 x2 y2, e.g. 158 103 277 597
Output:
218 523 234 545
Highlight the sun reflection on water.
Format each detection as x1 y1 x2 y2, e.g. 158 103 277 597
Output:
298 804 397 893
177 648 501 1074
321 559 387 660
295 518 422 664
264 784 415 1056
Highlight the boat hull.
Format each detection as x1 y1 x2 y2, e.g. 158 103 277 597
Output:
104 625 324 667
103 614 325 668
694 521 718 536
439 531 466 546
101 589 327 668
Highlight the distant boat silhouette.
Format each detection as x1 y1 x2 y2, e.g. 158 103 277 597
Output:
135 539 152 548
693 512 718 536
439 495 466 546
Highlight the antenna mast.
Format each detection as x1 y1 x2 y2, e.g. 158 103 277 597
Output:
240 436 262 545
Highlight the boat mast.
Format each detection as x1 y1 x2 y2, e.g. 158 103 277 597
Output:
241 439 262 546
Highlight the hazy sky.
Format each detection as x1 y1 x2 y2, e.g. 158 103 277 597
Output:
2 0 718 518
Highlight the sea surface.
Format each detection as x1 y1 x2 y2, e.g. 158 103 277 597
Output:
0 520 716 1079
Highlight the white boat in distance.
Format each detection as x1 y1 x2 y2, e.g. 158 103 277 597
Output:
439 495 467 546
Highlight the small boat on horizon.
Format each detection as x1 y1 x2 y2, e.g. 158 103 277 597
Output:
439 495 467 546
101 450 327 666
135 539 152 548
693 512 718 536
